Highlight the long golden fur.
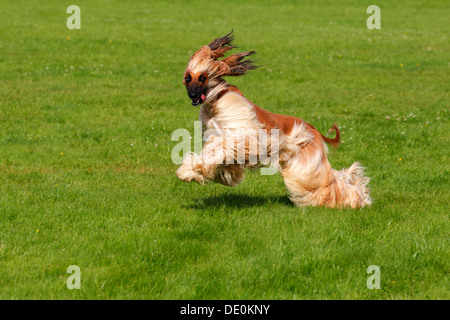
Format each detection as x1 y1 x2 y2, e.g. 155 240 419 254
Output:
177 32 371 208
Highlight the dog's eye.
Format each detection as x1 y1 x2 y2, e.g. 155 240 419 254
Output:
185 75 191 83
199 75 206 82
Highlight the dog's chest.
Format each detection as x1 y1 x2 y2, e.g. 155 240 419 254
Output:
199 92 262 134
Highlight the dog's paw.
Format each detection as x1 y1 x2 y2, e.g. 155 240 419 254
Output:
176 165 206 183
176 153 206 184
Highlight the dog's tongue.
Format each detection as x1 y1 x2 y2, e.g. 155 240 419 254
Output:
201 94 206 100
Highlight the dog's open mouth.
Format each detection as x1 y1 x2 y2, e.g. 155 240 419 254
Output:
191 94 206 106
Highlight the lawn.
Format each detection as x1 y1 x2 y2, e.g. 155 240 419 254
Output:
0 0 448 299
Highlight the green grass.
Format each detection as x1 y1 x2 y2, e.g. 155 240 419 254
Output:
0 0 448 299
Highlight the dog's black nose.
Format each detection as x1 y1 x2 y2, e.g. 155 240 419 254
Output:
188 92 197 99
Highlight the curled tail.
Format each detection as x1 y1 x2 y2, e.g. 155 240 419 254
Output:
321 123 340 148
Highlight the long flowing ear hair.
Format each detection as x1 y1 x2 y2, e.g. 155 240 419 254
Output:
207 31 259 77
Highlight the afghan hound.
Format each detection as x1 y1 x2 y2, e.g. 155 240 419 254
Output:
176 32 371 208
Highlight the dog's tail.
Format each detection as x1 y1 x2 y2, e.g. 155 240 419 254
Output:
321 123 340 148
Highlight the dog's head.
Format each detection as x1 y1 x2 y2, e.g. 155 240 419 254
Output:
183 31 258 106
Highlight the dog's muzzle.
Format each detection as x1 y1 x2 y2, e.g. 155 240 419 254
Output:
188 88 207 106
190 94 206 106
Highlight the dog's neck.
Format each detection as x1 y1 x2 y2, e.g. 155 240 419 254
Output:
202 79 229 107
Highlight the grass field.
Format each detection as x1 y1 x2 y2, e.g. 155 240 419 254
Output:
0 0 448 299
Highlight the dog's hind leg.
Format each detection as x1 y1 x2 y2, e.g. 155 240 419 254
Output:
280 123 371 208
282 147 371 208
281 141 334 207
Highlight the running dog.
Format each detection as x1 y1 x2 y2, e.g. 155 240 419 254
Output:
176 32 371 208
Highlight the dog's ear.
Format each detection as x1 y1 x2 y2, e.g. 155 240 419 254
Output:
208 31 236 59
221 50 259 76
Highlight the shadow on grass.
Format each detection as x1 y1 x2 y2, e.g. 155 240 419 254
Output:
187 193 294 209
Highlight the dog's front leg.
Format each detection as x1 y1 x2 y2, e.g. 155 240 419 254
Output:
176 135 225 184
